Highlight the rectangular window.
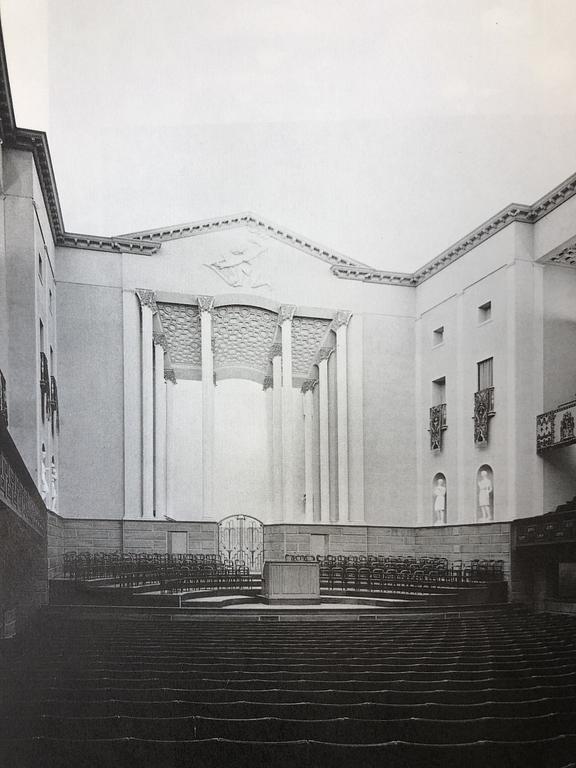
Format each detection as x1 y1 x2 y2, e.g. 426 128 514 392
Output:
477 357 493 390
39 319 44 352
478 301 492 323
432 326 444 346
49 289 53 313
432 376 446 405
38 253 43 283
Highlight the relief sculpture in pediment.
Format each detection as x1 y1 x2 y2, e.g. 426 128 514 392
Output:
205 238 271 289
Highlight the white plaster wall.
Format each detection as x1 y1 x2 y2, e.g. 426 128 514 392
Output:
169 379 203 519
363 313 416 525
541 265 576 511
56 283 125 518
213 379 273 522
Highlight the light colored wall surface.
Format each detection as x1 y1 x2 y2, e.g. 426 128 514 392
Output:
541 265 576 511
415 225 547 523
362 314 416 525
56 282 125 518
3 149 57 490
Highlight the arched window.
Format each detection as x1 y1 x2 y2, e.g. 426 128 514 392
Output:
476 465 494 522
432 473 447 525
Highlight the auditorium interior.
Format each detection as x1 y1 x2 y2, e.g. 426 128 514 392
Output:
2 13 576 768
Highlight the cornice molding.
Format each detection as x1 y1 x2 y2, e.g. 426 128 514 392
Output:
2 16 576 280
539 234 576 268
119 212 370 270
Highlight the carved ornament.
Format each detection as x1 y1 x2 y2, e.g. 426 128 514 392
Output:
136 289 157 312
278 304 296 324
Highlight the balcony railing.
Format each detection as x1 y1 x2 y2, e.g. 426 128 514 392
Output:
537 398 576 453
474 387 495 444
0 369 6 430
429 403 447 450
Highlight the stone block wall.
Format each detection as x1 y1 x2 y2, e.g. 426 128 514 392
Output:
123 521 218 554
414 523 511 580
264 522 511 580
47 515 219 574
0 507 48 638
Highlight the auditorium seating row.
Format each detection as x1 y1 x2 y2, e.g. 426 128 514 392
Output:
63 552 254 592
1 608 576 767
286 554 505 587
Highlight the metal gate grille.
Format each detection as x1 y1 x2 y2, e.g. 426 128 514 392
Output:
218 515 264 573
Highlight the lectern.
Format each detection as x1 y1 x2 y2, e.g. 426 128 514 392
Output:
262 560 321 604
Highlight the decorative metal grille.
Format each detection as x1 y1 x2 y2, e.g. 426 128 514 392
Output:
560 411 575 443
429 403 447 450
536 411 556 452
536 399 576 453
0 370 7 429
218 515 264 573
474 387 495 444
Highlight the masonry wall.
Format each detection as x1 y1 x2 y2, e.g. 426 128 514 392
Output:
0 506 48 638
264 522 511 578
47 514 219 575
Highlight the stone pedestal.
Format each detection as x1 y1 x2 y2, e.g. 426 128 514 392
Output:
262 560 321 605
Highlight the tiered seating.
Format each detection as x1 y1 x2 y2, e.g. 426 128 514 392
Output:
284 554 504 595
63 552 254 593
1 607 576 767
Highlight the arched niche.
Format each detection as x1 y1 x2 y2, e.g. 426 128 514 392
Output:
432 473 447 525
476 465 494 522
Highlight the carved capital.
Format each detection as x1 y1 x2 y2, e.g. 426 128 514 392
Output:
317 346 334 363
331 310 352 331
262 376 274 391
301 379 316 394
153 332 168 352
197 295 215 313
278 304 296 324
164 368 177 384
136 289 157 312
269 343 282 360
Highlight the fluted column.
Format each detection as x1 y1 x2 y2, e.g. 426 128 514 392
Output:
318 347 333 524
136 289 157 518
270 344 283 521
198 296 215 520
302 379 316 523
153 332 168 519
279 305 296 521
333 311 352 523
165 368 177 518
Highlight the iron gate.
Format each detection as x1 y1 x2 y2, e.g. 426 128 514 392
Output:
218 515 264 573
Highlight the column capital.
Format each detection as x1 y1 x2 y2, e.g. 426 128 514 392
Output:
269 343 282 360
262 375 274 391
278 304 296 324
301 379 317 393
331 310 352 331
164 368 177 384
197 295 215 313
317 346 335 363
136 288 157 312
153 332 168 352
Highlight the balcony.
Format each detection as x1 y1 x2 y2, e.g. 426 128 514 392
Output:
429 403 447 451
537 397 576 453
0 369 6 430
474 387 495 445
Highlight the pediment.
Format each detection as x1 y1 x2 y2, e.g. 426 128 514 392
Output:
118 212 372 272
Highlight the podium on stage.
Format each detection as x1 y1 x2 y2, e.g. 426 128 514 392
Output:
262 560 321 605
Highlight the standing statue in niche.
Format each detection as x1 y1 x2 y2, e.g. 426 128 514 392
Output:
40 444 49 502
433 478 446 525
477 470 493 521
50 456 58 511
